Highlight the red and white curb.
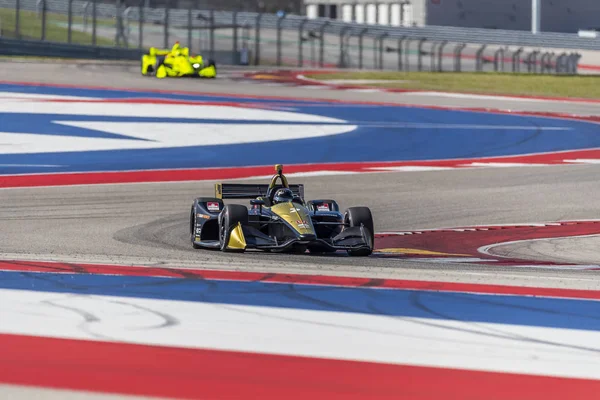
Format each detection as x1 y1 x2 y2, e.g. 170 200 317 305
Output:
375 220 600 270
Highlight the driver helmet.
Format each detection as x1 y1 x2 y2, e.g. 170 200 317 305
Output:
273 188 294 204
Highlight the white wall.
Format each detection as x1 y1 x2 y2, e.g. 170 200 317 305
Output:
365 3 377 24
402 3 414 26
306 4 318 19
302 1 426 27
342 4 354 22
377 3 389 25
390 3 402 26
355 4 365 23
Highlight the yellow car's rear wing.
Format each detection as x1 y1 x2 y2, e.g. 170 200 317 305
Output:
215 183 304 199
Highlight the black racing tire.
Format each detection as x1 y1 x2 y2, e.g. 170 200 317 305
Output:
344 206 374 257
219 204 248 252
190 206 202 249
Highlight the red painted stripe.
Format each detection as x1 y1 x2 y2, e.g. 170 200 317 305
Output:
2 259 600 300
1 333 598 400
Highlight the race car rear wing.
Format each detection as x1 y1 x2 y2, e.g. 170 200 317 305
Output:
215 183 304 200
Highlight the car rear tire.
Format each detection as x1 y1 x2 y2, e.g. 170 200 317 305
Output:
344 206 374 257
219 204 248 252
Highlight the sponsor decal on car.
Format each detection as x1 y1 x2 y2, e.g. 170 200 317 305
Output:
196 213 211 219
297 220 311 229
317 203 330 211
207 202 220 212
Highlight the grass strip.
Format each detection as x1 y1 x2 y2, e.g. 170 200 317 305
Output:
305 71 600 99
0 8 114 46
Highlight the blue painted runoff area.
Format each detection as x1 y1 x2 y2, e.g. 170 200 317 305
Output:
2 270 600 331
1 83 599 175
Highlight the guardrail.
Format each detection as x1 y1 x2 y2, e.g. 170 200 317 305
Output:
0 36 144 58
0 0 589 74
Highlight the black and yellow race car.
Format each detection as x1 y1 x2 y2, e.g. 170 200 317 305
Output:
189 164 374 256
141 42 216 78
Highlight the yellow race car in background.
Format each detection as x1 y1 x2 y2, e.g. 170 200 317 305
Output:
141 42 216 79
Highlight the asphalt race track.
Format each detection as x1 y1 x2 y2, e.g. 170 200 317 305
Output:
2 61 600 284
4 60 600 399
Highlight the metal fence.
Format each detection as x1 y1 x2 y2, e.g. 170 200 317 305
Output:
0 0 588 74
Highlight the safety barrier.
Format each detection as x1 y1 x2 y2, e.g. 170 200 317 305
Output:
0 36 145 58
0 0 588 74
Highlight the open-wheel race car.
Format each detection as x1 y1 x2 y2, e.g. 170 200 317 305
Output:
141 42 216 78
189 165 374 256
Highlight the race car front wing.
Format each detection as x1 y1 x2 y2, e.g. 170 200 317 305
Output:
229 223 373 252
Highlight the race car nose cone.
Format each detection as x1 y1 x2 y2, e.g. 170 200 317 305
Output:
297 234 316 241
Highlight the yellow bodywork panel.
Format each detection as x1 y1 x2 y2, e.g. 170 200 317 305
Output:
227 222 247 251
270 202 315 236
198 64 217 78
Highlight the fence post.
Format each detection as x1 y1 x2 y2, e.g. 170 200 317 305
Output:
67 0 73 43
564 52 573 74
358 28 367 69
494 48 504 72
429 41 439 71
405 39 414 71
372 35 378 69
241 22 250 65
437 40 448 72
163 5 169 48
253 13 262 66
512 48 523 72
554 53 564 74
40 0 46 41
548 52 556 74
92 0 97 46
276 13 286 66
338 26 351 68
475 44 487 71
298 18 308 67
116 0 128 47
526 50 539 73
397 36 406 71
233 11 238 57
187 6 192 51
378 32 388 70
319 21 330 68
15 0 20 39
209 9 215 60
570 53 581 75
453 43 466 72
540 52 549 73
83 2 89 31
138 1 143 49
417 38 426 71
